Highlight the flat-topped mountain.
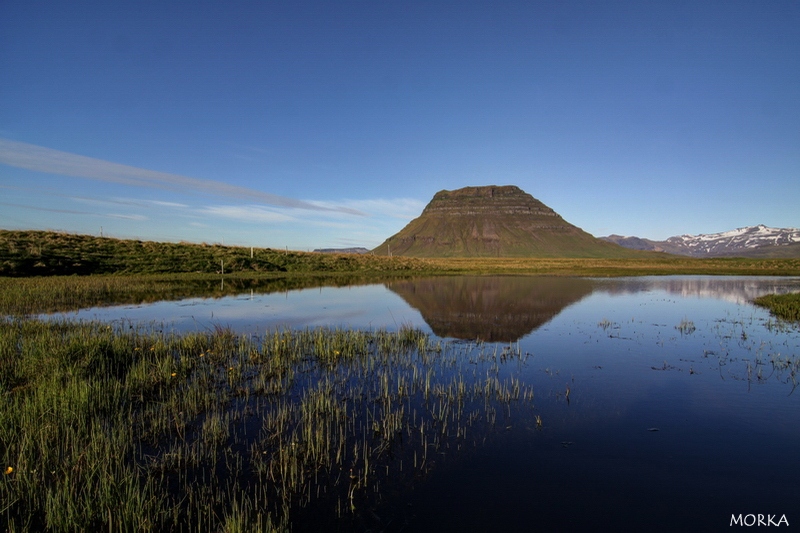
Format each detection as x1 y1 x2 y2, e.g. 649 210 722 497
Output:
373 185 635 258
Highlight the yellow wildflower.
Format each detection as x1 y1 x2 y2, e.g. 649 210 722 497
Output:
171 373 177 377
4 466 13 475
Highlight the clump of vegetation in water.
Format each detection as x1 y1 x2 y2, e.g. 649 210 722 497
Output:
675 318 696 335
753 292 800 322
0 318 536 531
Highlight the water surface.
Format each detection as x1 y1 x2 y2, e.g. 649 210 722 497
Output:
45 276 800 531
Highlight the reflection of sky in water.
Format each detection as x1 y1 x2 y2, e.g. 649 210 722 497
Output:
406 277 800 530
40 275 800 529
52 284 431 334
590 275 800 305
510 281 800 512
46 276 800 339
415 279 800 531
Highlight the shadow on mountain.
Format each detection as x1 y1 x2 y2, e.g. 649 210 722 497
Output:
385 276 596 341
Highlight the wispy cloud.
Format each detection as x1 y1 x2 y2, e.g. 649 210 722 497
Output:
304 198 425 221
0 201 147 221
0 138 365 216
70 196 145 208
199 205 295 223
105 213 148 221
0 202 92 216
149 200 189 208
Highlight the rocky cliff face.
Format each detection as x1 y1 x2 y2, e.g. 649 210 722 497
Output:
421 185 561 218
373 185 632 258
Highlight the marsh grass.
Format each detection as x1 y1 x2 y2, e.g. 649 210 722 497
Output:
702 316 800 392
597 318 613 330
753 292 800 322
675 318 696 335
0 318 536 531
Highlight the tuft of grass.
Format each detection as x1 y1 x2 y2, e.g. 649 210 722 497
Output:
598 318 614 331
753 292 800 322
675 318 696 335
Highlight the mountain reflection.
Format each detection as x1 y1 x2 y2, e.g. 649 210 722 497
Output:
385 276 595 341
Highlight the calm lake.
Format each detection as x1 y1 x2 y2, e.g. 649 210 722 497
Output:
49 276 800 531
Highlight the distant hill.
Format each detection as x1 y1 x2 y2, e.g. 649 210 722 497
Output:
600 235 660 252
313 247 370 254
373 185 640 258
602 225 800 258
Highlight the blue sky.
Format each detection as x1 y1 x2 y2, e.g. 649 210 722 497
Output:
1 1 798 249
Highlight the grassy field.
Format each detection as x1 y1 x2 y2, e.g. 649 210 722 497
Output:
423 256 800 276
0 230 428 277
3 229 800 279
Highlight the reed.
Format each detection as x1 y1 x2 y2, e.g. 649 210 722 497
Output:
0 317 538 531
675 318 696 335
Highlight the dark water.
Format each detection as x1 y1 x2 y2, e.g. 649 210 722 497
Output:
46 276 800 531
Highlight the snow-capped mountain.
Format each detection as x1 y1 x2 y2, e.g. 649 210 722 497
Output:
666 225 800 256
602 225 800 258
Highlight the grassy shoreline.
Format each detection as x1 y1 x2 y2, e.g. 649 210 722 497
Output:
3 260 800 317
0 272 424 316
753 293 800 322
2 256 800 316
